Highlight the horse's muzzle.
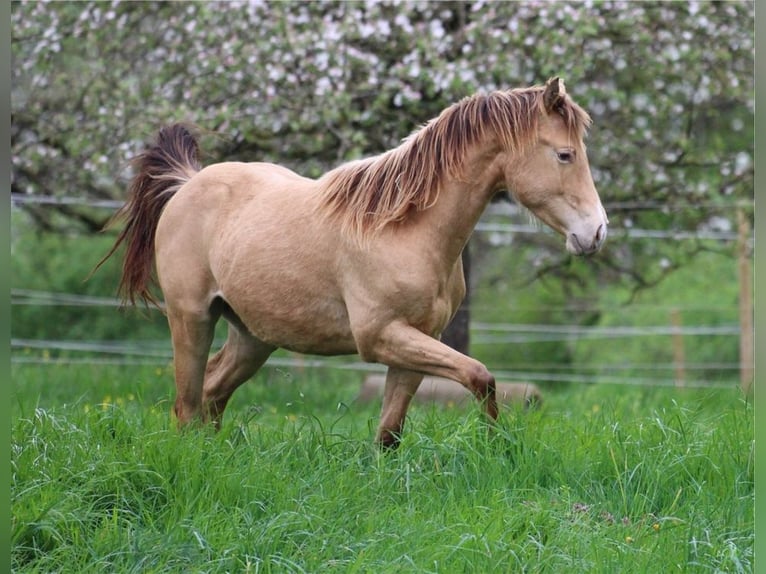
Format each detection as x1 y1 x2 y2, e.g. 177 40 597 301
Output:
567 223 606 256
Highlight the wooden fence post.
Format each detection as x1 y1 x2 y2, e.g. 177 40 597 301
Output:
738 209 753 396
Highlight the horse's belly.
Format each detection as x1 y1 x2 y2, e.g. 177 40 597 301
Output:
228 290 358 356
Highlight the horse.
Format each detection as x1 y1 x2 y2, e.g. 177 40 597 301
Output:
98 77 607 448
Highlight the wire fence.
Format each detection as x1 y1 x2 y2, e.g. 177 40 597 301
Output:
11 195 749 389
11 290 743 389
11 288 741 317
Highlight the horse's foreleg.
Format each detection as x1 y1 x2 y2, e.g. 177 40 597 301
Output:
167 308 217 427
364 322 498 427
202 327 275 429
376 368 424 448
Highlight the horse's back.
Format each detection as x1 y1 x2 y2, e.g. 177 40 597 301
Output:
160 160 317 230
182 161 314 201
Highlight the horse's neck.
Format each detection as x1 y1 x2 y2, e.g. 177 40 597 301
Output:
421 149 505 264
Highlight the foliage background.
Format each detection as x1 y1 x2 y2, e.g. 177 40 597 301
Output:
12 1 753 227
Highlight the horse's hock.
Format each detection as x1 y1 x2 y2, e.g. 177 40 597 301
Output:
357 374 543 409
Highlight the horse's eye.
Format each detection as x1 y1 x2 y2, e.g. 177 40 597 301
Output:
556 149 575 164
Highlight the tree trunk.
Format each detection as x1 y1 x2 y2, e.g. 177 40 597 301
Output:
441 243 471 355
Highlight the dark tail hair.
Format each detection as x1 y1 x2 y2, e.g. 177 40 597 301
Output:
94 124 202 307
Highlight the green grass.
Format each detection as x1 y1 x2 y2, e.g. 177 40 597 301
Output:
12 363 753 573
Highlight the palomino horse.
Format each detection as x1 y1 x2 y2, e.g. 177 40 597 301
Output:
100 77 607 448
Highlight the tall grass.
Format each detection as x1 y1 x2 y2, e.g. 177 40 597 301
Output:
12 363 753 573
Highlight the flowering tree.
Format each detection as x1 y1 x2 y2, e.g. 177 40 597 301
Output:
12 1 753 288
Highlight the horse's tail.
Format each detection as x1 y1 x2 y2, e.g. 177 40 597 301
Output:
94 124 202 307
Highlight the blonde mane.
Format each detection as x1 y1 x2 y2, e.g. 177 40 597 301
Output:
317 84 591 242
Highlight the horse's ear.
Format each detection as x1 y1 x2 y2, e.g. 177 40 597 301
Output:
543 77 566 113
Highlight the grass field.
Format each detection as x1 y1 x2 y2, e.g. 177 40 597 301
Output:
11 362 753 573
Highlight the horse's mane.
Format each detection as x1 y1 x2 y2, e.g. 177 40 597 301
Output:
317 83 591 242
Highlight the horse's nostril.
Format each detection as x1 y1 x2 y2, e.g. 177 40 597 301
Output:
595 223 605 244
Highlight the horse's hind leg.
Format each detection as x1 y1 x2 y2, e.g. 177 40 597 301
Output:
167 305 218 426
202 323 275 429
376 367 424 448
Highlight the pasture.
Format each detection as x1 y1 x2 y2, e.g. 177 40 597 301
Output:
12 361 753 573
